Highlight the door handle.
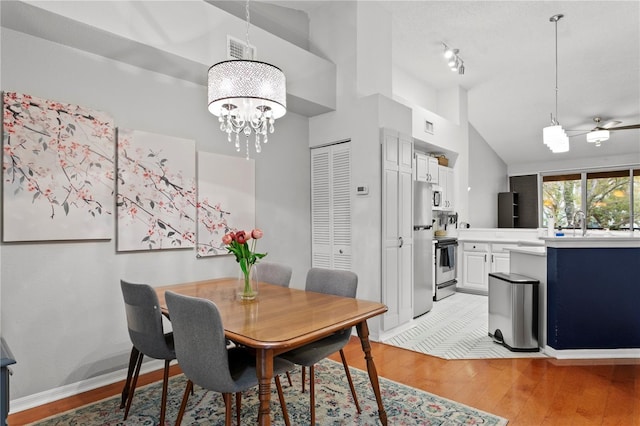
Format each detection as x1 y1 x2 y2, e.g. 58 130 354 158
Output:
339 249 344 254
484 254 487 262
399 236 403 248
491 254 494 263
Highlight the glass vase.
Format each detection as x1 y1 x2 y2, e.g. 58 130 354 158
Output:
237 266 258 301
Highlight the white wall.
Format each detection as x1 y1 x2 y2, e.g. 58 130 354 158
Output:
468 124 508 228
307 3 413 339
0 28 311 402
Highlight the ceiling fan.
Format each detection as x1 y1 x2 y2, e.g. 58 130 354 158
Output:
568 117 640 147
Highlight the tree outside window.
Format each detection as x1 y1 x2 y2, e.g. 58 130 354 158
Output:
542 174 581 228
586 171 630 230
542 168 638 231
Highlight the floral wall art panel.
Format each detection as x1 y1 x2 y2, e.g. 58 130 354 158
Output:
2 92 115 242
197 151 255 257
116 129 196 251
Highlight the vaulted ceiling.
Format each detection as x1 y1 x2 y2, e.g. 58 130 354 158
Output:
267 1 640 168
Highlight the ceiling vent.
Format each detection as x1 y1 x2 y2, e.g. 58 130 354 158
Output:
227 35 256 60
425 120 434 134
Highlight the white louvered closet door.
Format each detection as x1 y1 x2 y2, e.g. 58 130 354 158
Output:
311 142 352 270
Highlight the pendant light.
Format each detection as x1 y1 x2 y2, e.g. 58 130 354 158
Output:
207 0 287 159
542 14 569 153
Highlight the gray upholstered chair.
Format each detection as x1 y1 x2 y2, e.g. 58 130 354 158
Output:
165 291 293 426
254 261 293 287
279 267 361 424
120 280 176 425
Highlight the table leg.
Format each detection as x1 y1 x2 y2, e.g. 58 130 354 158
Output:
256 348 274 426
356 321 388 426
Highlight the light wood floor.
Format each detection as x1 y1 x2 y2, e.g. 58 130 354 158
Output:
9 338 640 425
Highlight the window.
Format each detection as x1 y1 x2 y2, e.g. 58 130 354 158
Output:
542 168 638 231
586 170 630 230
542 174 581 228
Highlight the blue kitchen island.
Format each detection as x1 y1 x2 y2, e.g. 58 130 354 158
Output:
546 236 640 354
509 234 640 359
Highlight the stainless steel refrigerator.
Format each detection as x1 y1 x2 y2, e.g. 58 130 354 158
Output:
413 180 434 317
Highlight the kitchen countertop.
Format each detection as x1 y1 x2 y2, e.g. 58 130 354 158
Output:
543 234 640 248
456 237 545 246
506 246 547 256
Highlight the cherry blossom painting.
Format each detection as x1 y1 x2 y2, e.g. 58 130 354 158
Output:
197 152 255 257
2 92 115 242
116 129 196 251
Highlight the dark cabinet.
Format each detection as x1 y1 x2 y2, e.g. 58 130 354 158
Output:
509 175 539 228
498 192 519 228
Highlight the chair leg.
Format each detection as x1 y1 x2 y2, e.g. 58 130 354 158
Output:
235 392 241 426
339 349 361 413
301 366 306 393
123 351 144 420
275 375 290 426
285 371 293 387
309 364 316 425
120 346 139 409
159 359 170 425
175 379 193 426
223 393 232 426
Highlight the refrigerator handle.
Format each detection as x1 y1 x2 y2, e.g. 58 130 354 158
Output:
399 236 404 248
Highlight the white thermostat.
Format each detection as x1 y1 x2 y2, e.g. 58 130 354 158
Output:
356 185 369 195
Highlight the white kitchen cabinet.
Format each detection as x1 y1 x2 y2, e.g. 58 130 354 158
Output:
461 242 489 291
490 243 515 273
415 152 427 182
460 241 518 292
311 142 352 270
414 152 438 184
436 165 454 211
381 129 413 331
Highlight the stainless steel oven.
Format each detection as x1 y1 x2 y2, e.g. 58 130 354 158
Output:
434 237 457 300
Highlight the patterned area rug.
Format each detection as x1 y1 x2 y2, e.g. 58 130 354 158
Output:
386 292 547 360
30 359 508 425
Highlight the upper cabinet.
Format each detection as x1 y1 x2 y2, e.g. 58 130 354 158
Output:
434 165 455 211
414 152 439 184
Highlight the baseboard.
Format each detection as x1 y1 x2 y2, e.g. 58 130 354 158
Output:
544 346 640 359
455 288 488 296
9 359 168 414
379 319 417 342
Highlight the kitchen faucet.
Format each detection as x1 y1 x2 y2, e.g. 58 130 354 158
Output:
572 210 587 236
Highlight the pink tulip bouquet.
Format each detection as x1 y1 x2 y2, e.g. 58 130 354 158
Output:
222 229 266 299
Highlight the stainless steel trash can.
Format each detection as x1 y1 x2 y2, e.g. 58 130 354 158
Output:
488 272 539 352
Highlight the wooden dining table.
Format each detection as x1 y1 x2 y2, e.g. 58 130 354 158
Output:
155 277 389 425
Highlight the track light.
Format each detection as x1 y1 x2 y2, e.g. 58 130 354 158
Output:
442 43 465 74
444 46 456 59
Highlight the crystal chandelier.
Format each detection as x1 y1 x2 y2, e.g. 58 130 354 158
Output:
542 14 569 153
207 1 286 159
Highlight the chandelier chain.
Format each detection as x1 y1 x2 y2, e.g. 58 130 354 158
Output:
245 0 251 52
